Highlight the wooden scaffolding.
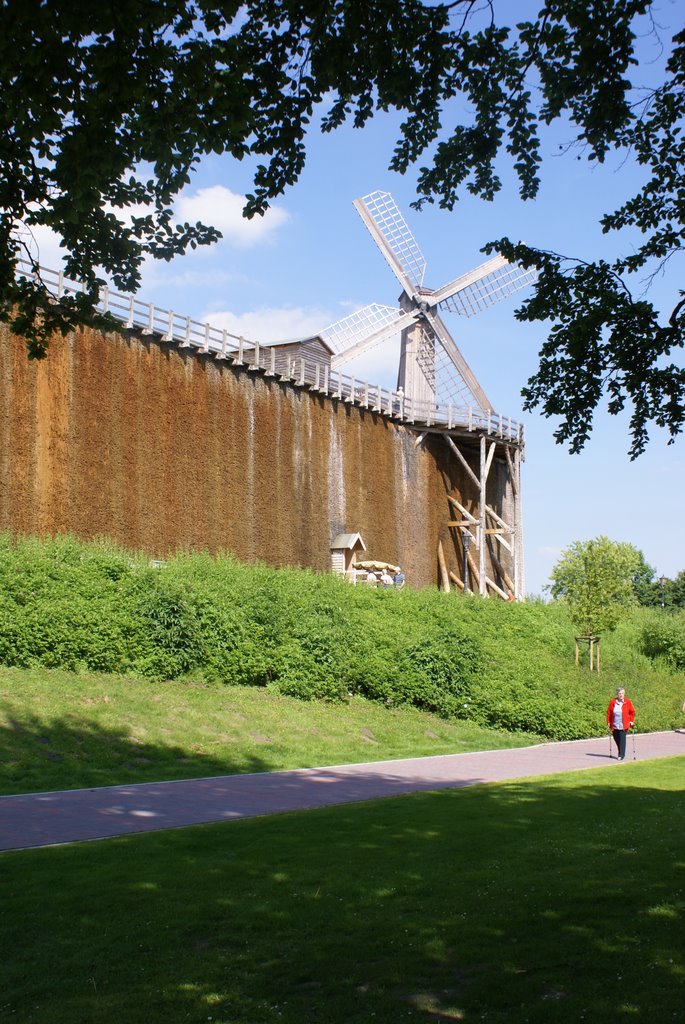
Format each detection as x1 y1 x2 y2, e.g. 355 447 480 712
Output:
430 428 524 600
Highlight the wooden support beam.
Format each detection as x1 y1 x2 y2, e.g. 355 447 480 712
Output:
447 520 478 528
486 575 509 600
485 504 514 532
488 542 515 594
466 549 480 592
513 447 524 598
452 497 480 594
479 435 487 596
488 533 512 554
504 445 518 497
445 436 480 489
484 439 497 479
437 540 451 592
449 571 465 591
447 495 478 523
414 432 427 448
575 635 601 673
486 508 513 554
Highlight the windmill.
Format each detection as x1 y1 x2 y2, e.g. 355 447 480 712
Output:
320 190 535 601
321 191 536 421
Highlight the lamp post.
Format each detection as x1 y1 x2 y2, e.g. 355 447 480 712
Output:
462 530 472 593
659 574 666 609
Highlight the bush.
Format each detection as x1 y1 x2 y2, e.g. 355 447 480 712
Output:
0 533 683 739
131 575 205 679
639 614 685 670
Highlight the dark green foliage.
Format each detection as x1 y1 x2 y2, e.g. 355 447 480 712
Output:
132 575 205 680
669 571 685 609
636 570 685 609
492 237 685 458
0 534 682 740
345 625 480 717
2 2 683 453
639 615 685 670
0 534 141 673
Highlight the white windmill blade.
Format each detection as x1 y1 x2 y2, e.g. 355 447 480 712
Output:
324 303 417 368
432 334 489 411
429 255 537 318
321 303 402 355
424 308 493 412
354 191 428 296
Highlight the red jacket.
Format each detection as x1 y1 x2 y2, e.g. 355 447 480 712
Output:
606 697 635 730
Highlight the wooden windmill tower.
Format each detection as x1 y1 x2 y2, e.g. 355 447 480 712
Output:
321 191 536 598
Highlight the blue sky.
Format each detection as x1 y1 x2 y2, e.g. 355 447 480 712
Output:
29 4 684 595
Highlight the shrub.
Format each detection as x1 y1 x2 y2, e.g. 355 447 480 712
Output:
130 574 205 679
639 615 685 670
0 533 683 739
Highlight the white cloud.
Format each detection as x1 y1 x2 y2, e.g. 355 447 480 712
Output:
140 262 252 294
13 185 289 290
537 545 563 559
203 305 332 343
202 306 402 391
175 186 290 248
14 223 68 272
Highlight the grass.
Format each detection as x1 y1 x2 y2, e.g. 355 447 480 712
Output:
1 757 684 1023
0 666 541 795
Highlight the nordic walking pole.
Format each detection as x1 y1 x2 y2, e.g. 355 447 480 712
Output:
632 724 637 761
609 731 613 759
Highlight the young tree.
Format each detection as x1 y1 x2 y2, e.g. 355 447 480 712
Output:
550 536 643 636
1 1 683 455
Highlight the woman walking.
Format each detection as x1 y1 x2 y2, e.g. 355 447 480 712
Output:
606 687 636 762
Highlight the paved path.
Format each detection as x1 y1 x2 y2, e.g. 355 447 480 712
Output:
2 731 683 852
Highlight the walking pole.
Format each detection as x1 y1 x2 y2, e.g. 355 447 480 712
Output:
632 725 637 761
609 731 613 759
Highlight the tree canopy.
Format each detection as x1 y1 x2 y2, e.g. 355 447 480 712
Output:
635 568 685 608
549 536 645 635
1 0 683 455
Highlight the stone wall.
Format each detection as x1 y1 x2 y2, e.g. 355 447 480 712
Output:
0 324 513 588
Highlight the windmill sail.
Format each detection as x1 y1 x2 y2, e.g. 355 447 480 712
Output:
433 256 537 317
324 191 534 417
424 308 492 412
323 304 414 366
354 191 427 293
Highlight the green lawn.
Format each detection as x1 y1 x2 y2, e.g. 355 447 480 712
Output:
2 757 683 1023
0 666 540 795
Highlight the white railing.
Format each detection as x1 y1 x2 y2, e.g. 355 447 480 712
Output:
17 259 524 446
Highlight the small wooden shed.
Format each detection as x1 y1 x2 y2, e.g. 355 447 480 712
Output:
243 335 334 374
331 532 366 581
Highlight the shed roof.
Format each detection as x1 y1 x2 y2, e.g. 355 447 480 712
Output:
249 333 334 354
330 532 366 551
